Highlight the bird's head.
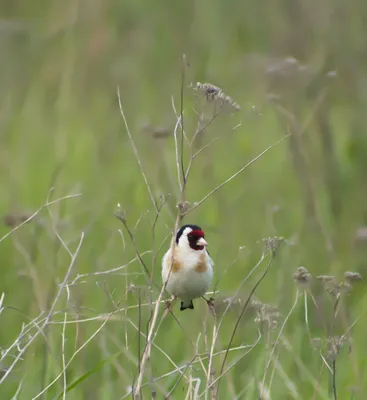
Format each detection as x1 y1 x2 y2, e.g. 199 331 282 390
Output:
176 224 208 251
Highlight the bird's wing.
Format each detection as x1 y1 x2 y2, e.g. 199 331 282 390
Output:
206 249 214 266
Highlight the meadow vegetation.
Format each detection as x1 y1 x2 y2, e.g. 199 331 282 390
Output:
1 0 367 398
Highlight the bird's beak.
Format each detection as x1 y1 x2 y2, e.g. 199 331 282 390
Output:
197 237 208 246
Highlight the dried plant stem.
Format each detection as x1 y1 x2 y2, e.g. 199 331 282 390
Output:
200 332 262 396
317 103 341 220
34 304 114 399
184 112 221 185
119 63 290 398
171 97 221 193
261 290 300 397
173 115 183 191
132 107 184 397
273 91 334 259
180 55 186 186
203 250 266 383
1 232 84 385
0 192 82 244
134 57 205 397
114 215 154 285
312 362 326 400
201 250 266 397
192 137 221 159
303 291 313 343
134 342 258 395
69 250 152 285
216 256 275 396
164 355 197 399
133 88 184 394
332 360 337 400
117 86 157 212
133 215 181 398
61 287 70 400
205 322 218 400
185 134 291 215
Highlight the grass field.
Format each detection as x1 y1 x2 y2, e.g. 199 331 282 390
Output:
1 1 367 399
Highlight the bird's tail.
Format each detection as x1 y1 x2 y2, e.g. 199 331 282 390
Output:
180 300 194 311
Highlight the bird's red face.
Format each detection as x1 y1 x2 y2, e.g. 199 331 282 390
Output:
187 229 207 251
176 224 208 251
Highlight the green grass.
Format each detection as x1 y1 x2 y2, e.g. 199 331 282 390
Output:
1 1 367 398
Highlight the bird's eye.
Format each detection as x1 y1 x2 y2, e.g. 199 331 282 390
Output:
188 234 193 239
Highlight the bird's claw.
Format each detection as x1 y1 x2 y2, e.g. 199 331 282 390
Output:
204 296 216 316
163 296 177 316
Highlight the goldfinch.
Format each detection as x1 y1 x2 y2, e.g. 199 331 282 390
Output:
162 224 214 311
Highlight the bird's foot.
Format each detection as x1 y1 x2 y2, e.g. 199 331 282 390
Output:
203 296 216 316
163 296 177 316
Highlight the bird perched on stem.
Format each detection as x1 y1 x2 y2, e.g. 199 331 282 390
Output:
162 224 214 311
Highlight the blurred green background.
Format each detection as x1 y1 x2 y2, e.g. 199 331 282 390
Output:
1 0 367 398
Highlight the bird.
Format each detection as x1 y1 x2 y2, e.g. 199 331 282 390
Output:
162 224 214 311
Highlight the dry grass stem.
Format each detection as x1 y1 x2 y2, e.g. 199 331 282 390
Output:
186 134 291 215
117 86 158 212
0 192 82 244
1 232 85 385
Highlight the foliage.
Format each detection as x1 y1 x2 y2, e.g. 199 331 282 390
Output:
1 1 367 399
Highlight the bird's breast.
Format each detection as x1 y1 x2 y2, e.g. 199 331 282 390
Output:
194 252 208 273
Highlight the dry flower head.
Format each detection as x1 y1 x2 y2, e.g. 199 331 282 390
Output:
344 271 362 283
262 236 284 256
316 275 340 297
251 299 280 330
192 82 241 112
177 201 190 215
317 272 361 296
293 266 312 287
327 335 348 360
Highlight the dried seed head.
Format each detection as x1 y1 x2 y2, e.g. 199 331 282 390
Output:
177 201 190 215
327 335 347 360
114 209 127 223
317 273 361 296
316 275 336 282
262 236 284 256
126 283 137 294
211 294 250 317
316 275 340 297
192 82 241 112
344 271 363 283
250 299 262 311
293 266 312 287
316 275 338 294
251 300 280 331
339 281 352 294
216 91 241 112
193 82 222 100
222 296 242 306
265 56 312 81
